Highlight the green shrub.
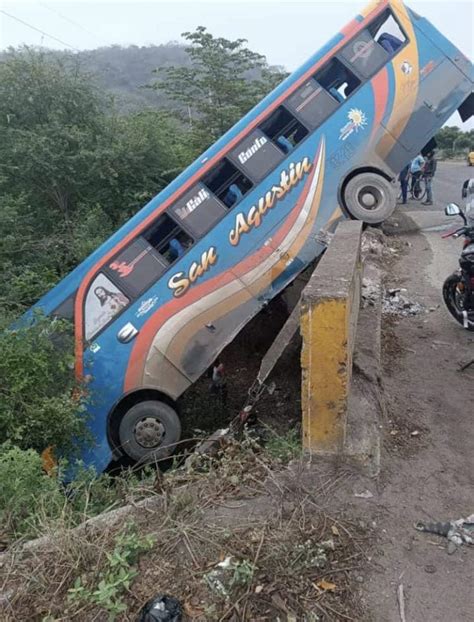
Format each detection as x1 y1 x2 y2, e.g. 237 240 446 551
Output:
0 444 157 542
0 444 65 537
0 314 88 455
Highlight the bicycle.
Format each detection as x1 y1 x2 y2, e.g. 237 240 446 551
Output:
398 172 427 202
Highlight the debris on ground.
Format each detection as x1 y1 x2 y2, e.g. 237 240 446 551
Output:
137 594 182 622
383 288 424 316
415 514 474 554
397 583 407 622
361 277 380 307
361 227 385 260
354 490 374 499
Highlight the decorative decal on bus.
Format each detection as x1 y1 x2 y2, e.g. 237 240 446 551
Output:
110 246 150 278
229 157 313 247
238 135 268 164
168 246 218 298
339 108 368 141
136 296 159 318
175 188 210 220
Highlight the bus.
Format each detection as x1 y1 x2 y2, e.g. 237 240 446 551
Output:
26 0 473 473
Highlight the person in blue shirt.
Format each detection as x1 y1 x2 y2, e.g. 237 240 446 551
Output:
410 154 425 195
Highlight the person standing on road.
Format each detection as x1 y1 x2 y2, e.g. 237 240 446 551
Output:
398 163 410 204
422 150 437 206
410 153 425 193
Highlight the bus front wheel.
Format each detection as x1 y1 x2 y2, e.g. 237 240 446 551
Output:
343 172 396 224
118 400 181 464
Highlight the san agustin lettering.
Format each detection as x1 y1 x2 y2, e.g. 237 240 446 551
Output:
229 156 313 246
168 246 218 297
167 155 313 297
238 135 268 164
175 188 209 220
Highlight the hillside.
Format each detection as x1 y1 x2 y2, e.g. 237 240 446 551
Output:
72 43 191 112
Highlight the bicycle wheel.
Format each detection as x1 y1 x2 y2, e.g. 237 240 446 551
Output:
417 177 427 201
412 179 423 201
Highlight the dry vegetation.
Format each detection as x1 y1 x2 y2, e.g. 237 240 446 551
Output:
1 436 372 621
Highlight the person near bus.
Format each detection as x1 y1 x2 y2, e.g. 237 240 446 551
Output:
422 151 437 205
410 154 425 194
398 163 410 204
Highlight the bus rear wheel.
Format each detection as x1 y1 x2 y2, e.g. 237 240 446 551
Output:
343 172 396 224
118 400 181 464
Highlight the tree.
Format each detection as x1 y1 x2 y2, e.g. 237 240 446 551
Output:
435 126 474 154
0 48 191 318
152 27 287 150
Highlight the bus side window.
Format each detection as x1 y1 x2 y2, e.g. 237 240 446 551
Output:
371 10 406 55
85 273 130 341
144 213 193 264
202 159 252 208
259 106 308 154
314 57 361 102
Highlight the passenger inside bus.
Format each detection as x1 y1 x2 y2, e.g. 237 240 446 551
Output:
377 32 403 53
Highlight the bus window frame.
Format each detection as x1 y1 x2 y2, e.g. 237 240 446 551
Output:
80 6 410 346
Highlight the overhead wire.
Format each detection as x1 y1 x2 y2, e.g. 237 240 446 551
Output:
39 2 112 47
0 8 79 51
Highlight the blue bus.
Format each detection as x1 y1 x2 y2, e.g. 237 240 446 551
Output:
27 0 473 473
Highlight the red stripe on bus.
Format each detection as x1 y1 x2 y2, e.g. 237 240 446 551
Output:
74 1 388 377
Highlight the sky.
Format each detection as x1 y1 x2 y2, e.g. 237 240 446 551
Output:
0 0 473 127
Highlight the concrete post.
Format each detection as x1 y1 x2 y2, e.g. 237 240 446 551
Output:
300 220 363 452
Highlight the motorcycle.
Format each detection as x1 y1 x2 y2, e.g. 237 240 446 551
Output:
442 179 474 331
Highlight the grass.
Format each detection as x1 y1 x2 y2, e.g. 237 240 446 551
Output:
0 432 372 621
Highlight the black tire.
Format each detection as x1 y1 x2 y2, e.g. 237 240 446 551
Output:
442 272 474 331
343 172 396 224
118 400 181 463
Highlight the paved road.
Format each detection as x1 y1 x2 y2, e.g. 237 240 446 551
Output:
398 160 473 214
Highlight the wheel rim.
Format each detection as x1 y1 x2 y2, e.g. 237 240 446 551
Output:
134 417 165 449
357 185 383 211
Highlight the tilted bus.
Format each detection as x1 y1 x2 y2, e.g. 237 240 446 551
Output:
24 0 473 473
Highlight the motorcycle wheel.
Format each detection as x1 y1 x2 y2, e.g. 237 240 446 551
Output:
442 272 474 331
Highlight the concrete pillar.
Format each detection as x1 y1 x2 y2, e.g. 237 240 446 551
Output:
300 220 362 452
